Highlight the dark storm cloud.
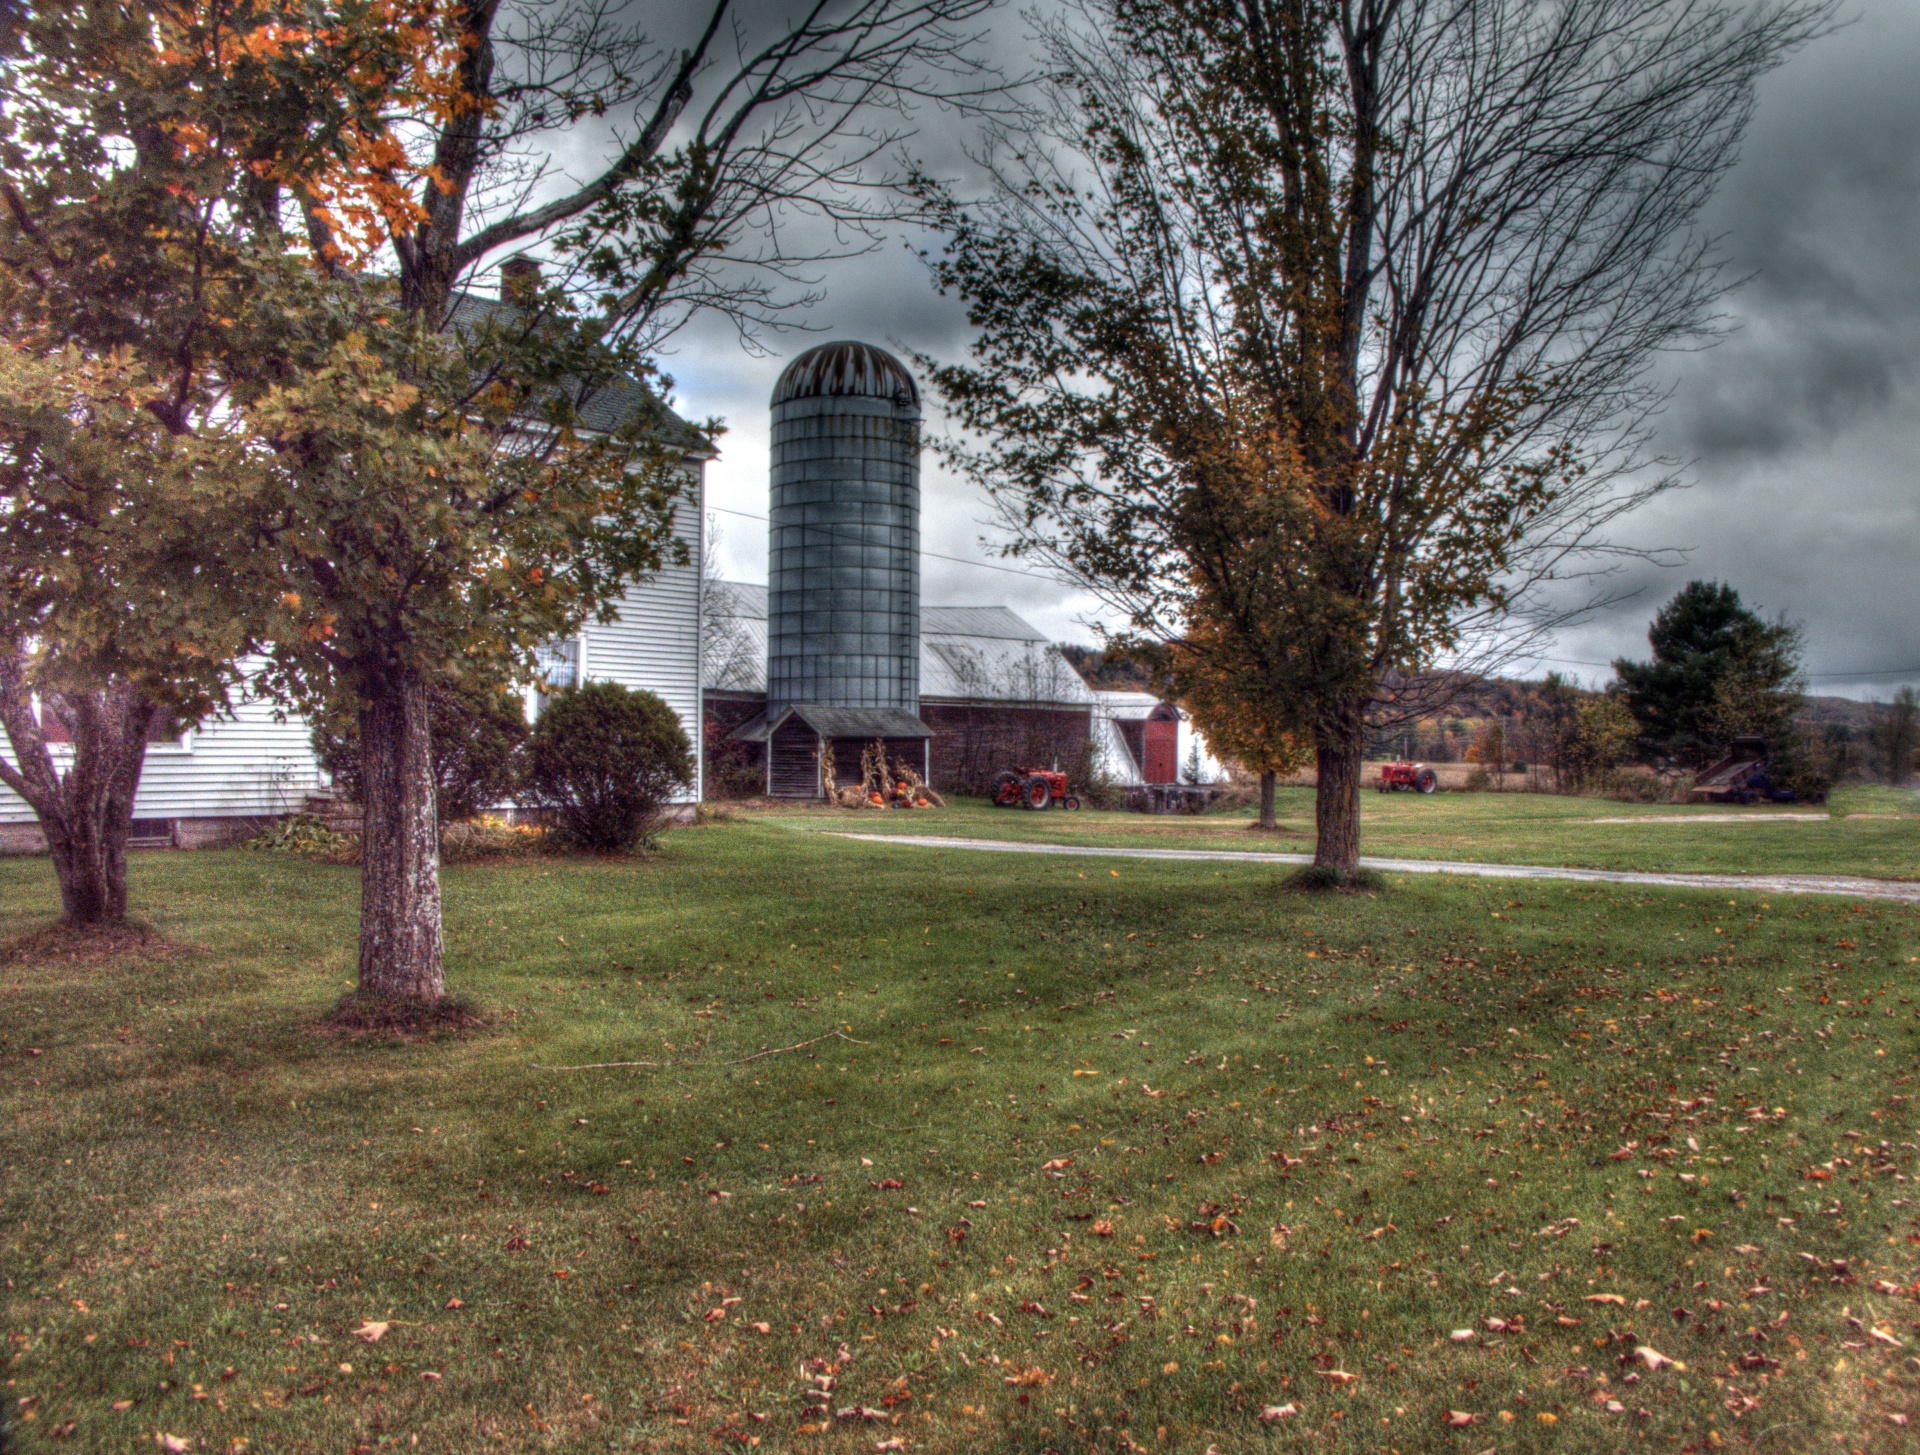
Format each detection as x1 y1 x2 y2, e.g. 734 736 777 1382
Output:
1665 0 1920 467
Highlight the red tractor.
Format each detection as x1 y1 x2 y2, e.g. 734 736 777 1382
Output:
1378 761 1438 794
991 767 1081 810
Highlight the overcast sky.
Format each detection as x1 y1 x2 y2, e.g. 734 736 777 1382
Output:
598 0 1920 701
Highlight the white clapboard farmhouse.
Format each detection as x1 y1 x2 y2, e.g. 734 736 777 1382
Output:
0 285 712 849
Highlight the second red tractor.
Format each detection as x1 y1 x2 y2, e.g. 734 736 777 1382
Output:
1377 761 1438 794
991 767 1080 811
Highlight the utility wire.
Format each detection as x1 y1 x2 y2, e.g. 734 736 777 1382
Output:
1526 654 1920 682
711 504 1919 681
708 503 1038 579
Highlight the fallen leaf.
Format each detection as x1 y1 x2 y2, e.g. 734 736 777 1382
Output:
1092 1219 1115 1237
156 1437 189 1453
1635 1346 1685 1372
1870 1326 1905 1348
1444 1410 1478 1427
352 1320 390 1343
1257 1403 1297 1424
1585 1294 1627 1306
1316 1369 1357 1384
875 1441 907 1452
752 1322 772 1334
1449 1329 1476 1343
444 1298 464 1310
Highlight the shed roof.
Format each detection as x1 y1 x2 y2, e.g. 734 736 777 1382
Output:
729 704 933 742
1094 690 1181 721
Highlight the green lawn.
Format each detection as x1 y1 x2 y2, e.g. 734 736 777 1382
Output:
774 785 1920 880
3 823 1919 1453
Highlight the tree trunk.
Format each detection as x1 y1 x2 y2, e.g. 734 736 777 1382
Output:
0 656 154 926
1312 705 1365 874
1258 770 1277 830
357 669 444 1001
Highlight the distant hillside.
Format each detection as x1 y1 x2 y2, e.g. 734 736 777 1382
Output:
1055 654 1893 735
1799 695 1891 732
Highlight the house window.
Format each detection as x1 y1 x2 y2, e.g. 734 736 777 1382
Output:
532 639 580 717
33 698 189 751
146 711 192 753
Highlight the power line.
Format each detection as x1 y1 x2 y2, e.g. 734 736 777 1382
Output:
707 504 1039 579
1528 654 1920 682
707 510 1920 677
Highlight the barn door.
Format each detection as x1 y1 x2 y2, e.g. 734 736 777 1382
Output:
1143 716 1179 784
770 721 823 798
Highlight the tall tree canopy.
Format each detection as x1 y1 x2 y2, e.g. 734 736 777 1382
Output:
923 0 1827 873
1 0 1000 991
0 0 453 923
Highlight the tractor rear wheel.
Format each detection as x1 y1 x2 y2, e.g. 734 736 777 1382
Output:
991 770 1021 806
1415 768 1437 794
1022 775 1053 810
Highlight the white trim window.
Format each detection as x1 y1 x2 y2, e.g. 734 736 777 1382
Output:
30 697 191 754
532 638 581 718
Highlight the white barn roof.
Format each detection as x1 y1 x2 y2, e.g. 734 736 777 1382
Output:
704 582 1095 707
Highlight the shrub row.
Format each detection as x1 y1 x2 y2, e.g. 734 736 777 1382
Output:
311 679 692 853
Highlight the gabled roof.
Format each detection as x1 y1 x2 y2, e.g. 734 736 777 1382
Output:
445 293 713 455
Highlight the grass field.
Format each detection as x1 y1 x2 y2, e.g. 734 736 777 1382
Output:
776 785 1920 880
3 817 1919 1453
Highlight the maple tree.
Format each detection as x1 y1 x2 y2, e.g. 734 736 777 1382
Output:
0 0 452 924
924 0 1827 874
248 0 996 1005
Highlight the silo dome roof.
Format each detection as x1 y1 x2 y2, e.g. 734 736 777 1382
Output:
772 341 919 408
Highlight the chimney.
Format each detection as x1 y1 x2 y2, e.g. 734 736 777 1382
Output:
501 256 541 302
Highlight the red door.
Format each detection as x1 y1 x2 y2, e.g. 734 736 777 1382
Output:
1143 713 1179 783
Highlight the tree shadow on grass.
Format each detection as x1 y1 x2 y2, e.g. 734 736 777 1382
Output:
1282 864 1385 894
314 990 491 1043
1 918 187 966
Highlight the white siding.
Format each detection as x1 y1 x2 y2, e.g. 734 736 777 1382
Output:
0 669 325 825
0 465 710 824
578 463 706 800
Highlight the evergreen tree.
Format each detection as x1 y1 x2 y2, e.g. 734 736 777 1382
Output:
1615 581 1803 766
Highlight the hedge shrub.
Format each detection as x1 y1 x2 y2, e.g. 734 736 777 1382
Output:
312 675 527 824
524 682 693 850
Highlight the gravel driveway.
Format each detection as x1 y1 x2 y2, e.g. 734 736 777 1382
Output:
829 832 1920 903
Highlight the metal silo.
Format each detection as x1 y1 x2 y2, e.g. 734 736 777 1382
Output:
766 341 921 716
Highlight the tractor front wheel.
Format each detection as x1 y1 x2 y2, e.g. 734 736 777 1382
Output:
1063 796 1081 810
1022 775 1054 810
991 771 1021 806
